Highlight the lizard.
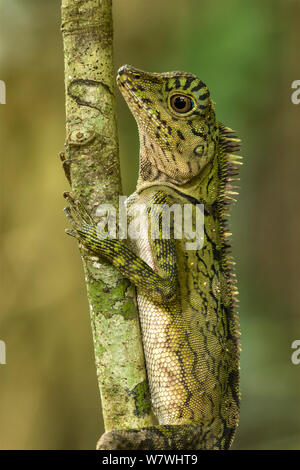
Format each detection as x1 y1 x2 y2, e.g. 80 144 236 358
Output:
64 64 242 450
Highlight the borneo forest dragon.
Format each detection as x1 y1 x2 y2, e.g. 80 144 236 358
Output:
64 65 242 450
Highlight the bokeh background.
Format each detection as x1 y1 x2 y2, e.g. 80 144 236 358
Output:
1 0 300 449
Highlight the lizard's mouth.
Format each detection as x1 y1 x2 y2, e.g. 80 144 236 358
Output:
117 65 169 138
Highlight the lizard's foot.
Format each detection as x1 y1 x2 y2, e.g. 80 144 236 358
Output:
96 424 224 450
63 192 95 240
96 430 154 450
97 431 131 450
96 425 207 450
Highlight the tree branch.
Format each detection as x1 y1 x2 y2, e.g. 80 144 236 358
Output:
61 0 154 442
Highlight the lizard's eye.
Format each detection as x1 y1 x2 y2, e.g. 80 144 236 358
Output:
169 94 195 114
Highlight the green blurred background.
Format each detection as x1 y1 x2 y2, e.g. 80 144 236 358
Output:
0 0 300 449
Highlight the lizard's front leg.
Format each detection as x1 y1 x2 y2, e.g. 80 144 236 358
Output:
64 192 177 304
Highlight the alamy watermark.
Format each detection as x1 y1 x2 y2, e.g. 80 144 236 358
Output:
0 340 6 365
291 340 300 365
291 80 300 105
94 196 204 251
0 80 6 104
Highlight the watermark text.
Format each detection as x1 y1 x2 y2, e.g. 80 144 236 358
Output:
291 340 300 365
0 80 6 104
0 340 6 364
95 197 204 251
291 80 300 104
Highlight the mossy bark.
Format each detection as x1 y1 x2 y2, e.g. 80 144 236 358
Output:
61 0 154 439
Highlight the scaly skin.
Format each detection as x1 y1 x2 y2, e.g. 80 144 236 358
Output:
65 65 242 450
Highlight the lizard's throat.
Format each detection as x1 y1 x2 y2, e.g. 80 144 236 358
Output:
137 133 203 188
137 132 216 193
137 133 220 205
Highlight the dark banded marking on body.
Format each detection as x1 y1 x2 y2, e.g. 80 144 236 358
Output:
191 82 207 92
177 130 185 141
199 92 210 101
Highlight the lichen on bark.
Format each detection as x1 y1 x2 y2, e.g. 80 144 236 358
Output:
61 0 154 438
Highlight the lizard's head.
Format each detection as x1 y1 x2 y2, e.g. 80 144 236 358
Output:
117 64 218 185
